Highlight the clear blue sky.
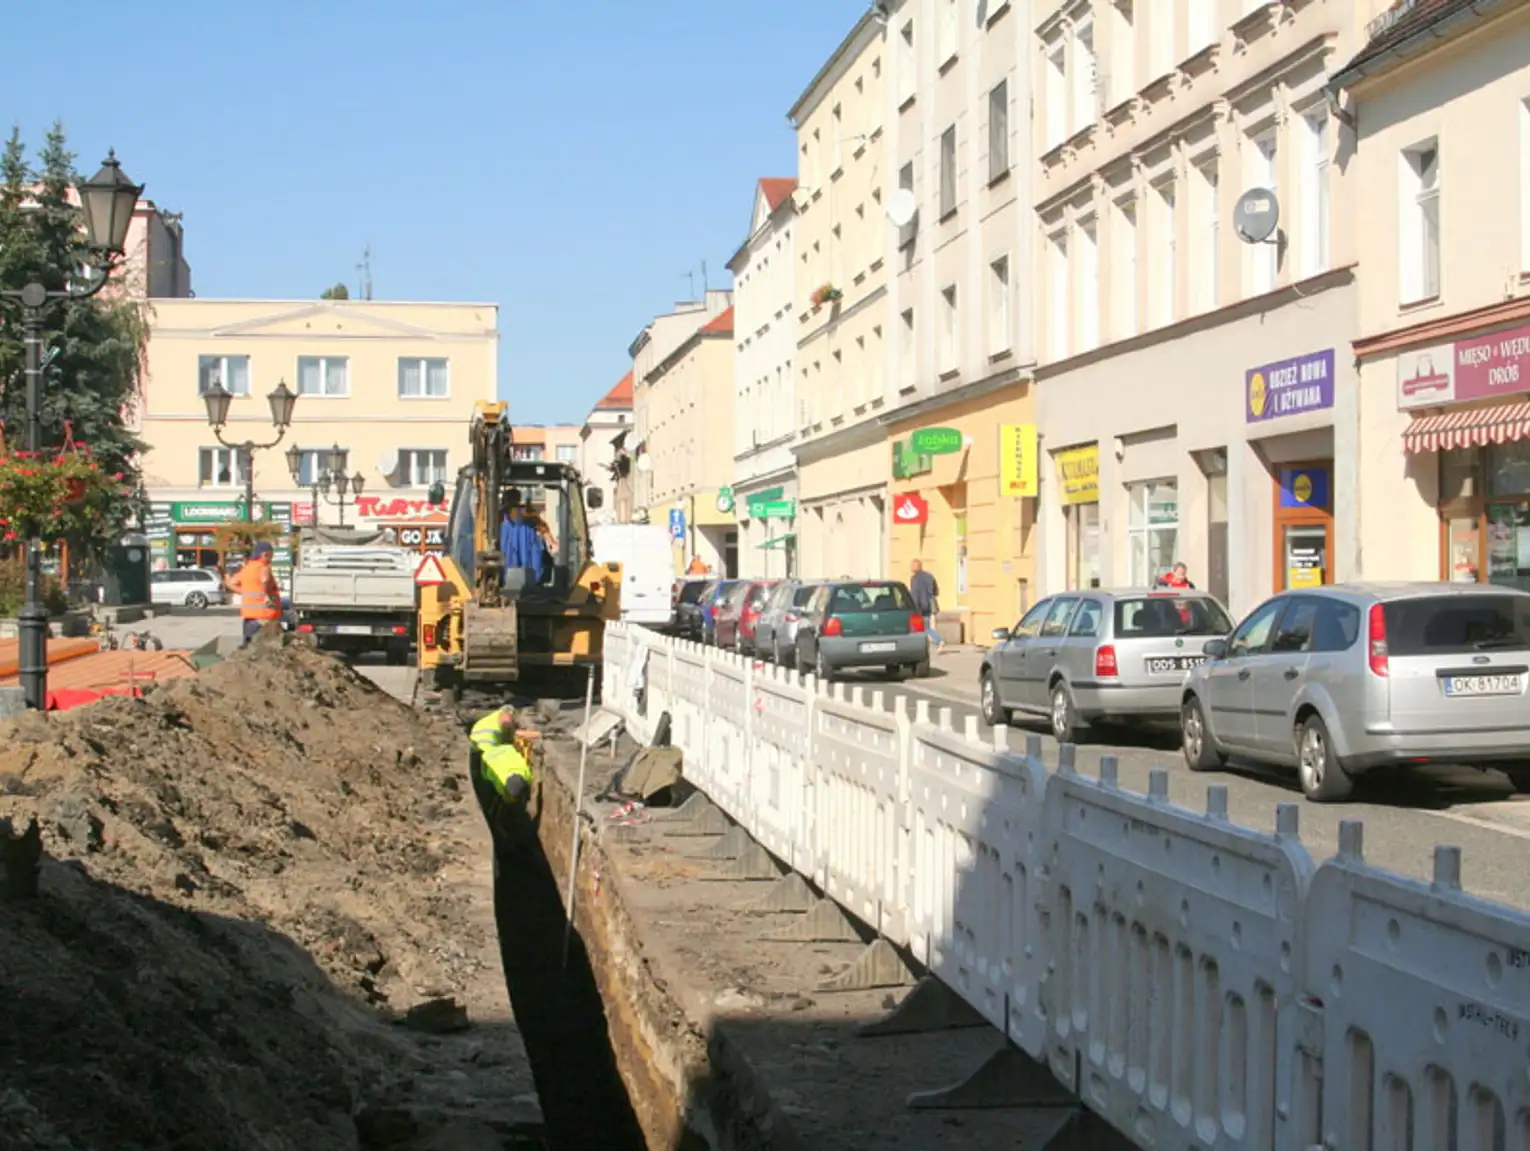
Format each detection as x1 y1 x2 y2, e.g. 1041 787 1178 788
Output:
3 0 868 425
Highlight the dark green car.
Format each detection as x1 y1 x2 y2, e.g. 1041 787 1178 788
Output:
792 580 930 681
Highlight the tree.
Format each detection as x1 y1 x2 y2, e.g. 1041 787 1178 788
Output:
0 123 147 559
320 282 349 300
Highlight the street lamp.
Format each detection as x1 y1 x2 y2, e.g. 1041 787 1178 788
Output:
203 379 298 526
0 151 143 712
287 441 365 527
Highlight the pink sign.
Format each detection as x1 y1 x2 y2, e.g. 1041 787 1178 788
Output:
1455 322 1530 401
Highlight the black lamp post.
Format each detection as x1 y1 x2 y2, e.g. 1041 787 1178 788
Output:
287 441 365 526
203 380 298 526
0 151 143 712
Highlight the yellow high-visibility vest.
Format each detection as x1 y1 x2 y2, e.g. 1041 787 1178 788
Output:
469 709 533 799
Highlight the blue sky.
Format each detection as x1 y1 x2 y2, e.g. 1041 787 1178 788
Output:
2 0 869 425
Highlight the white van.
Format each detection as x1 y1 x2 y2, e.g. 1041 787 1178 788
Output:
592 524 674 628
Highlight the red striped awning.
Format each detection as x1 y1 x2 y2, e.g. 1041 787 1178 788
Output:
1403 401 1530 453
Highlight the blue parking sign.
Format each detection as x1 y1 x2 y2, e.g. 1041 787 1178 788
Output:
668 508 685 540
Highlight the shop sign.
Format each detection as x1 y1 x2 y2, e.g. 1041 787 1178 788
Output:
748 499 796 520
1000 424 1038 498
395 525 448 550
1397 321 1530 410
910 427 964 455
892 492 928 525
716 486 735 513
353 495 448 522
170 501 280 524
1278 467 1330 511
891 438 932 479
1246 349 1335 423
750 486 784 503
1055 445 1100 506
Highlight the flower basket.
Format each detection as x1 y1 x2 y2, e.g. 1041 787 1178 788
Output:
810 283 844 308
0 422 131 544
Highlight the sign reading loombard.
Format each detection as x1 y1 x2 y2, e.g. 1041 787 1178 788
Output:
1246 349 1335 423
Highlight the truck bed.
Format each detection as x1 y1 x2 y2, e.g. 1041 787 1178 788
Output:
291 546 418 612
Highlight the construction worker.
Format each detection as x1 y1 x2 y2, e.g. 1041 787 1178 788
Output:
225 541 282 647
468 706 537 860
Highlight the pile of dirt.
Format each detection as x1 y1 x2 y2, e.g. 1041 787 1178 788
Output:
0 637 539 1150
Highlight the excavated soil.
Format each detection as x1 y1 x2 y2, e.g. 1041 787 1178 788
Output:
0 636 543 1151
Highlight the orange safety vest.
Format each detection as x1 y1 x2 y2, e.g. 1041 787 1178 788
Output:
236 559 281 621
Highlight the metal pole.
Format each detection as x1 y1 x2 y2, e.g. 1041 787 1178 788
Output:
561 664 596 970
243 444 255 522
17 300 47 711
337 486 346 528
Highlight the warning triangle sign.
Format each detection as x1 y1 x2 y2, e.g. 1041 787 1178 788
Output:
414 553 447 586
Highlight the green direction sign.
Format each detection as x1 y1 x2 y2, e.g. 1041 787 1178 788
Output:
748 499 796 520
751 486 784 503
910 427 964 455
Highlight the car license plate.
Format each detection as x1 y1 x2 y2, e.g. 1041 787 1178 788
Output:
1144 655 1204 675
860 641 897 654
334 625 372 636
1443 673 1524 697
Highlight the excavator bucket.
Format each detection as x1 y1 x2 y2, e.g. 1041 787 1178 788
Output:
461 602 519 681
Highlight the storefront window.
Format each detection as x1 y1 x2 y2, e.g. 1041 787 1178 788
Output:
1128 479 1178 586
1066 502 1101 589
1437 444 1530 590
1491 441 1530 498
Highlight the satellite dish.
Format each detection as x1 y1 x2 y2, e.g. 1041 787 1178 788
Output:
1233 186 1280 244
636 454 654 474
886 188 918 229
376 449 399 477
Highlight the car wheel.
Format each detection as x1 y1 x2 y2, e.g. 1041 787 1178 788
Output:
912 657 931 679
1296 713 1352 802
1050 682 1085 744
184 591 208 610
886 663 908 682
980 670 1010 727
815 647 833 682
1181 695 1225 772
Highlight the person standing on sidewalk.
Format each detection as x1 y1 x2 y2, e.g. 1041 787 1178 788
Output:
225 542 282 647
909 559 942 648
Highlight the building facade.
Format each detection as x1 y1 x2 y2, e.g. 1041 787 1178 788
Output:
789 14 893 583
881 0 1040 641
1030 0 1366 617
1333 0 1530 590
511 424 582 465
138 298 498 577
728 178 800 578
580 372 634 525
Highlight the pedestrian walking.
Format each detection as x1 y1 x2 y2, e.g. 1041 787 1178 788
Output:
909 559 942 648
225 541 282 647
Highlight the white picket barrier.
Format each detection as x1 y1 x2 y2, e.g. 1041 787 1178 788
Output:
705 652 753 826
746 663 816 873
667 640 714 792
906 706 1051 1057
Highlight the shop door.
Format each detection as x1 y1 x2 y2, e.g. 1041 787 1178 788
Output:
1273 461 1334 592
1207 471 1229 607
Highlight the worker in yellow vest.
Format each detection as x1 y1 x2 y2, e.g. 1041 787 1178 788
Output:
468 707 536 860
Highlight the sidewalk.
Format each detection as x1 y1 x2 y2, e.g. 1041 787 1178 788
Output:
915 642 988 706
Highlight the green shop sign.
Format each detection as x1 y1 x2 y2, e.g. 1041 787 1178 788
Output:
910 427 964 455
891 439 932 480
716 486 735 513
747 499 796 520
169 501 289 525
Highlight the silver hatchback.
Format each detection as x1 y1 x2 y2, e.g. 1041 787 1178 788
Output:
980 588 1234 743
1180 582 1530 802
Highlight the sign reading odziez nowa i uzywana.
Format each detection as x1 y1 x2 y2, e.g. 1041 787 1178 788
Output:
1245 348 1335 423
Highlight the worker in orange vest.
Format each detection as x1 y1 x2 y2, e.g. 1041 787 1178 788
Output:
225 541 282 647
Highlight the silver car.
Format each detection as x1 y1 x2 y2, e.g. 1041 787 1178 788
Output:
1181 582 1530 802
753 580 820 664
980 588 1234 743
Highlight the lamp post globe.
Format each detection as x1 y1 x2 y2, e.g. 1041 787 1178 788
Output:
76 151 143 255
284 442 302 483
267 380 297 428
203 384 233 429
327 443 349 476
350 472 365 497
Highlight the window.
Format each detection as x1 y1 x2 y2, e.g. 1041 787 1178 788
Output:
1077 216 1100 352
297 355 349 397
1186 0 1216 54
197 354 250 396
938 0 958 64
1193 157 1220 312
1154 180 1176 327
1228 598 1283 657
1070 18 1096 137
1269 598 1319 652
198 446 248 488
831 104 843 172
899 20 916 105
988 81 1009 183
1246 130 1279 294
1113 199 1137 339
398 449 447 486
1048 230 1070 359
1041 597 1080 636
1069 599 1105 637
398 357 449 398
988 255 1011 356
900 307 916 391
1116 596 1232 637
1300 111 1331 277
1127 479 1178 585
1012 599 1053 639
1045 40 1067 150
897 162 916 253
1401 141 1441 302
939 125 958 218
512 444 544 462
939 285 958 374
290 448 328 487
556 444 578 463
1106 0 1134 108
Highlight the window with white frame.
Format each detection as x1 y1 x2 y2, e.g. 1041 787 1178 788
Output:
1077 216 1100 352
900 307 916 391
1148 2 1174 79
1154 179 1176 327
398 449 448 487
1400 140 1440 303
1128 479 1179 585
1045 39 1067 150
398 356 449 398
939 125 957 218
1107 0 1134 108
988 80 1009 183
899 20 916 105
1070 17 1096 138
290 448 328 487
297 355 349 397
1193 156 1220 312
1300 110 1330 278
938 0 958 64
198 446 248 488
1186 0 1216 55
939 286 958 374
1048 230 1070 359
556 444 577 464
1113 198 1137 339
988 255 1012 356
197 354 250 396
1245 130 1279 294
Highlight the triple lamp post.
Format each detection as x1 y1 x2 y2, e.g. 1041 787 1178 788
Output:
286 442 365 526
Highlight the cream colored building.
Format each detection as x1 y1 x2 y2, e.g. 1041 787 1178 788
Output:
138 298 498 573
728 178 799 577
790 13 892 582
1031 0 1367 616
1331 0 1530 591
630 291 737 574
511 424 583 466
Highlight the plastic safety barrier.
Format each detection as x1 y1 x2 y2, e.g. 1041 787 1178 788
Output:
747 663 815 873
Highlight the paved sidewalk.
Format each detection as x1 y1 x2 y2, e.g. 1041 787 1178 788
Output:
915 642 989 706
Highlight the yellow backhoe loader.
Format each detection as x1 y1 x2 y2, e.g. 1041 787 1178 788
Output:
417 401 621 706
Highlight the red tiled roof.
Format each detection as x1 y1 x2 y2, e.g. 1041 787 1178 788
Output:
596 371 633 409
759 178 796 212
698 306 734 336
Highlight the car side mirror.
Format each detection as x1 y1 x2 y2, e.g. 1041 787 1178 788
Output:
990 627 1011 642
1203 638 1229 660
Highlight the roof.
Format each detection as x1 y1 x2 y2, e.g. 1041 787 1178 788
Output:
787 10 882 124
596 371 633 410
1330 0 1511 90
697 306 734 337
759 178 796 212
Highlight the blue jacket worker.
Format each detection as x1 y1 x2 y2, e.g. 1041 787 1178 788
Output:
498 508 544 584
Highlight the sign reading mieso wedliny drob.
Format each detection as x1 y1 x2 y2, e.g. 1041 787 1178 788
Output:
910 427 964 455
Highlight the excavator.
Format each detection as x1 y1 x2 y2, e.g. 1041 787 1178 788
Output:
416 401 622 706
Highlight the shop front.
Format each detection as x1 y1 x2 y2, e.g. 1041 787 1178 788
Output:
1054 444 1101 590
735 481 798 579
351 494 450 559
147 500 295 588
796 432 886 584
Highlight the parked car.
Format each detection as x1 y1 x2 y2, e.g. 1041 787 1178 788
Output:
1180 582 1530 802
731 580 779 653
754 581 820 663
699 580 742 646
676 579 717 640
793 580 928 681
670 576 710 633
980 588 1233 743
150 567 229 611
709 580 753 647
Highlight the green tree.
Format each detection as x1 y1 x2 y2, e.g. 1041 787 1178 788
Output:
320 282 349 300
0 123 148 557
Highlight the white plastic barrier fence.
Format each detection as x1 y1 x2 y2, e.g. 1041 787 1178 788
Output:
599 622 1530 1150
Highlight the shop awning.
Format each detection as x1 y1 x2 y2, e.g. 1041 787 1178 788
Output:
1403 401 1530 453
757 534 796 550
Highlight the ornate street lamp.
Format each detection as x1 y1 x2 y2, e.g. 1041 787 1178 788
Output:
287 440 365 527
203 379 299 525
0 150 144 712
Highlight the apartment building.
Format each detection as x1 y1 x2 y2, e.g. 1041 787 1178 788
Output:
1031 0 1364 615
629 291 737 575
138 298 498 574
1334 0 1530 589
727 177 800 577
789 13 892 581
580 372 634 525
882 0 1040 639
511 425 582 465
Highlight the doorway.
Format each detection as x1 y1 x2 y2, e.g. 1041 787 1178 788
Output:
1273 460 1334 591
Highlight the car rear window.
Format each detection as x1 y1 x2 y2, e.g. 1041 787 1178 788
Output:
746 584 774 608
1383 595 1530 655
792 585 818 607
678 582 706 604
1114 596 1232 637
828 583 914 613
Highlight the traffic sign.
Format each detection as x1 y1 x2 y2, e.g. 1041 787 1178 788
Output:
414 553 447 586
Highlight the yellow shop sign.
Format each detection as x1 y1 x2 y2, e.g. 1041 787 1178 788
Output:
1055 445 1099 505
1000 424 1038 497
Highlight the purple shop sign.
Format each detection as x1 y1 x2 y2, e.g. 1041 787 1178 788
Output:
1246 349 1336 423
1396 320 1530 410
